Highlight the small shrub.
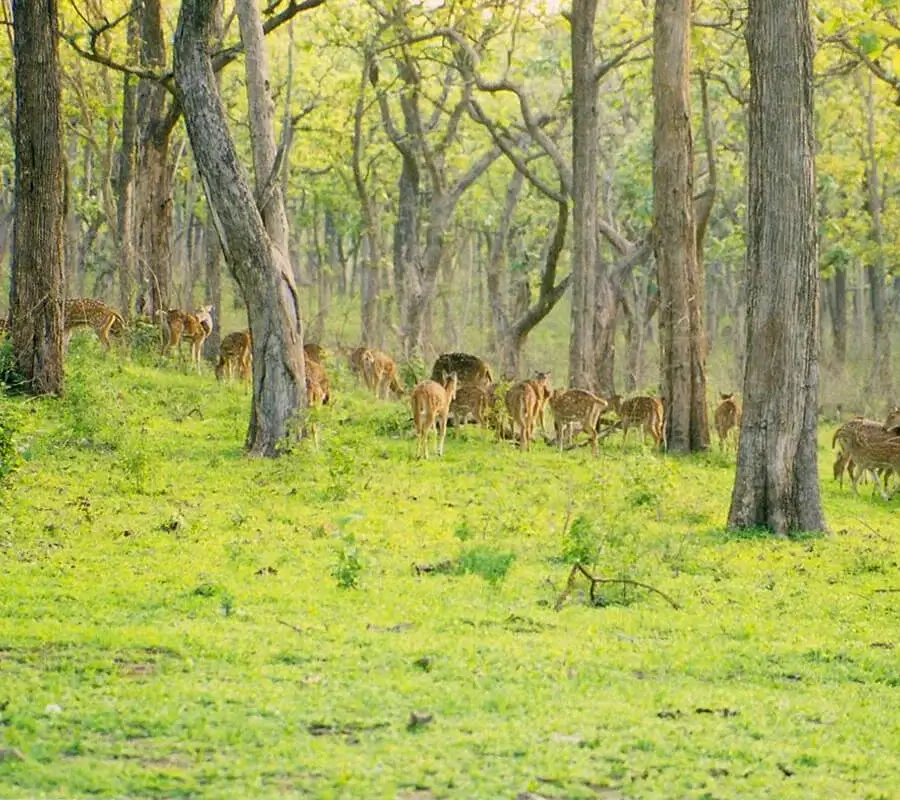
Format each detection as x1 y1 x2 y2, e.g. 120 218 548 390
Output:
331 534 362 589
453 518 474 542
456 546 515 585
0 402 23 487
399 357 426 389
561 513 601 565
0 339 25 392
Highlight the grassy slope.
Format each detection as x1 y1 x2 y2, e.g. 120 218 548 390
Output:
0 339 898 799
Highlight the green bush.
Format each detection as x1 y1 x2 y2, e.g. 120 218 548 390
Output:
0 402 22 487
561 513 601 565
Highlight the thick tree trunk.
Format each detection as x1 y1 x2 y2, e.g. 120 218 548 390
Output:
9 0 65 396
175 0 306 457
652 0 709 452
569 0 599 389
134 0 172 316
728 0 824 534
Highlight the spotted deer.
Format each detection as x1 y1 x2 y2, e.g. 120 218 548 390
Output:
832 417 900 500
450 383 490 430
304 358 331 449
160 305 214 371
714 393 742 450
410 372 458 459
363 349 404 400
430 352 494 389
524 372 552 435
505 380 541 452
548 388 608 456
609 394 664 447
64 298 126 350
215 330 252 389
304 342 326 364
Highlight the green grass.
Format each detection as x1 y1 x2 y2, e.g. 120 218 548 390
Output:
0 336 898 798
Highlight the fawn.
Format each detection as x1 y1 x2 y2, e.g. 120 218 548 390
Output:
548 388 608 456
410 372 458 459
215 330 252 390
160 305 214 371
505 380 541 451
714 393 742 450
609 394 664 447
64 298 126 350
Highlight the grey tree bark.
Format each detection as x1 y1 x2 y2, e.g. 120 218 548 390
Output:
652 0 709 451
727 0 825 534
175 0 306 457
116 11 138 321
569 0 599 390
9 0 65 396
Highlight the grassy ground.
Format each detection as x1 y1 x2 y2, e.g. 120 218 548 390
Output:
0 337 898 799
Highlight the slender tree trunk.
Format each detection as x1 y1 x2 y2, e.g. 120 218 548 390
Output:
569 0 599 389
728 0 824 534
652 0 709 452
9 0 65 395
830 267 847 364
862 73 892 401
116 20 138 320
175 0 306 457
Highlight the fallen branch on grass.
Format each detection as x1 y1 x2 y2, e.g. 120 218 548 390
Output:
553 563 681 611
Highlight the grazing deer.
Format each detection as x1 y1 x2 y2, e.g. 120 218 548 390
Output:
505 380 541 451
714 393 742 450
64 298 126 350
430 352 494 389
160 305 214 372
363 349 404 400
410 372 458 459
450 383 490 430
609 394 664 447
215 330 252 390
833 417 900 500
548 388 608 456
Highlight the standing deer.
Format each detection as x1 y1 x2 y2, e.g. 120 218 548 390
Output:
548 389 608 456
714 393 742 451
609 394 664 447
410 372 459 459
505 380 541 451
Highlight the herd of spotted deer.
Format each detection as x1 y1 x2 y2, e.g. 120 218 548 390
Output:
2 297 899 498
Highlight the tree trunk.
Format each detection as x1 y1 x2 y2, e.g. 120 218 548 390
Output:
728 0 824 534
9 0 65 396
134 0 172 316
116 14 139 320
175 0 306 457
652 0 709 452
830 267 847 364
568 0 599 389
593 263 617 396
862 74 892 401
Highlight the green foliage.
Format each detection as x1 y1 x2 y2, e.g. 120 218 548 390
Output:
331 533 363 589
455 545 515 585
560 513 601 565
0 338 25 392
0 401 22 488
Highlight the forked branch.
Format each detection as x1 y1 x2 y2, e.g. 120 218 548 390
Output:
554 563 680 611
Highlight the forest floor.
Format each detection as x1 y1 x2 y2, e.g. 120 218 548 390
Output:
0 336 897 799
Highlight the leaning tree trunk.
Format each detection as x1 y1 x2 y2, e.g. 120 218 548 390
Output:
9 0 65 396
652 0 709 452
728 0 825 534
175 0 306 457
569 0 599 390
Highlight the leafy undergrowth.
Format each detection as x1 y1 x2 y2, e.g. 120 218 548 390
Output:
0 340 898 799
